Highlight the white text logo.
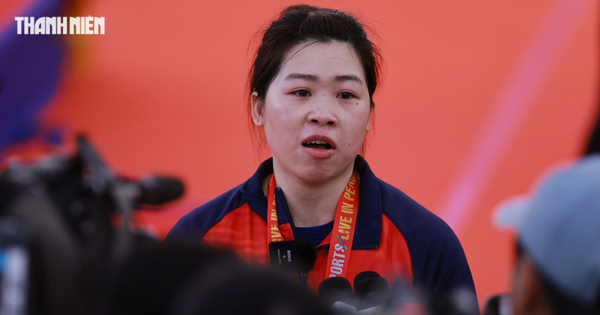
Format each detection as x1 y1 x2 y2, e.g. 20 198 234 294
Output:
15 16 105 35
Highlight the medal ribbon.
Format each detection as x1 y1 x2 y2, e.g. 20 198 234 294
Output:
266 173 359 279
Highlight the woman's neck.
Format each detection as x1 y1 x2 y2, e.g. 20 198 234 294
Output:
268 161 355 228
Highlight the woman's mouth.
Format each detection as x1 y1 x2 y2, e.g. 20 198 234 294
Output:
302 140 333 150
301 136 336 159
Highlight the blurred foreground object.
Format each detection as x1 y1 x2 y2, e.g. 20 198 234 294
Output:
317 273 479 315
0 135 184 315
483 294 512 315
494 155 600 315
169 257 332 315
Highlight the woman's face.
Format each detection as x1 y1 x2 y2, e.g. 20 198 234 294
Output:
252 41 371 183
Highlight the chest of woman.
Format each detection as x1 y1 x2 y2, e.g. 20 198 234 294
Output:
200 203 413 292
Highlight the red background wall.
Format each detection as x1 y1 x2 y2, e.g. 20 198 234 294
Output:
1 0 599 306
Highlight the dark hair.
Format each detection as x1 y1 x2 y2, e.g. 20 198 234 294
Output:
170 266 332 315
248 5 382 155
103 242 244 315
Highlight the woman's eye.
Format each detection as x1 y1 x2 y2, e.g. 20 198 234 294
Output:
294 90 310 97
338 92 355 100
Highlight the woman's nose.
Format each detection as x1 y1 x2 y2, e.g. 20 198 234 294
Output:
307 97 338 126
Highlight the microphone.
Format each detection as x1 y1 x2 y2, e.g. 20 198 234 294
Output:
432 285 480 315
484 294 512 315
354 271 390 311
294 239 317 275
446 286 481 315
135 176 185 206
268 239 316 288
354 271 383 298
318 277 356 310
269 240 316 272
386 280 430 315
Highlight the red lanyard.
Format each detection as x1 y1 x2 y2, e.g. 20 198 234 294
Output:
266 173 359 279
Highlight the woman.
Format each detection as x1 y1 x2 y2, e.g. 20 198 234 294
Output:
166 5 476 302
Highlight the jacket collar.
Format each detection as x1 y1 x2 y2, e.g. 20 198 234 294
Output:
240 156 381 249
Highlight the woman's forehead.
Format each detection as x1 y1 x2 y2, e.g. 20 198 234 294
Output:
278 41 365 82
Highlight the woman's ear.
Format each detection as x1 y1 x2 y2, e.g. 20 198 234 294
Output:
366 112 372 132
251 91 265 126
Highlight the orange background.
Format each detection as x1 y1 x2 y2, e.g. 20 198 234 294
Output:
1 0 599 306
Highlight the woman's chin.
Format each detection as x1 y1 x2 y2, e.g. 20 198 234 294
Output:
293 165 353 185
273 152 356 183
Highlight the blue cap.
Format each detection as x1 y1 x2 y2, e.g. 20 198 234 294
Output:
494 155 600 306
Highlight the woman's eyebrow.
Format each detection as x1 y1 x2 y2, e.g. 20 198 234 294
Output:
334 74 363 85
285 73 318 81
284 73 363 85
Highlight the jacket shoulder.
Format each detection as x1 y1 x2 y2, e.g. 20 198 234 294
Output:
377 178 476 300
378 179 454 241
164 183 247 242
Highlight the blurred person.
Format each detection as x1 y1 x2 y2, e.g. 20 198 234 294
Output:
166 4 476 303
495 156 600 315
101 242 245 315
169 264 332 315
